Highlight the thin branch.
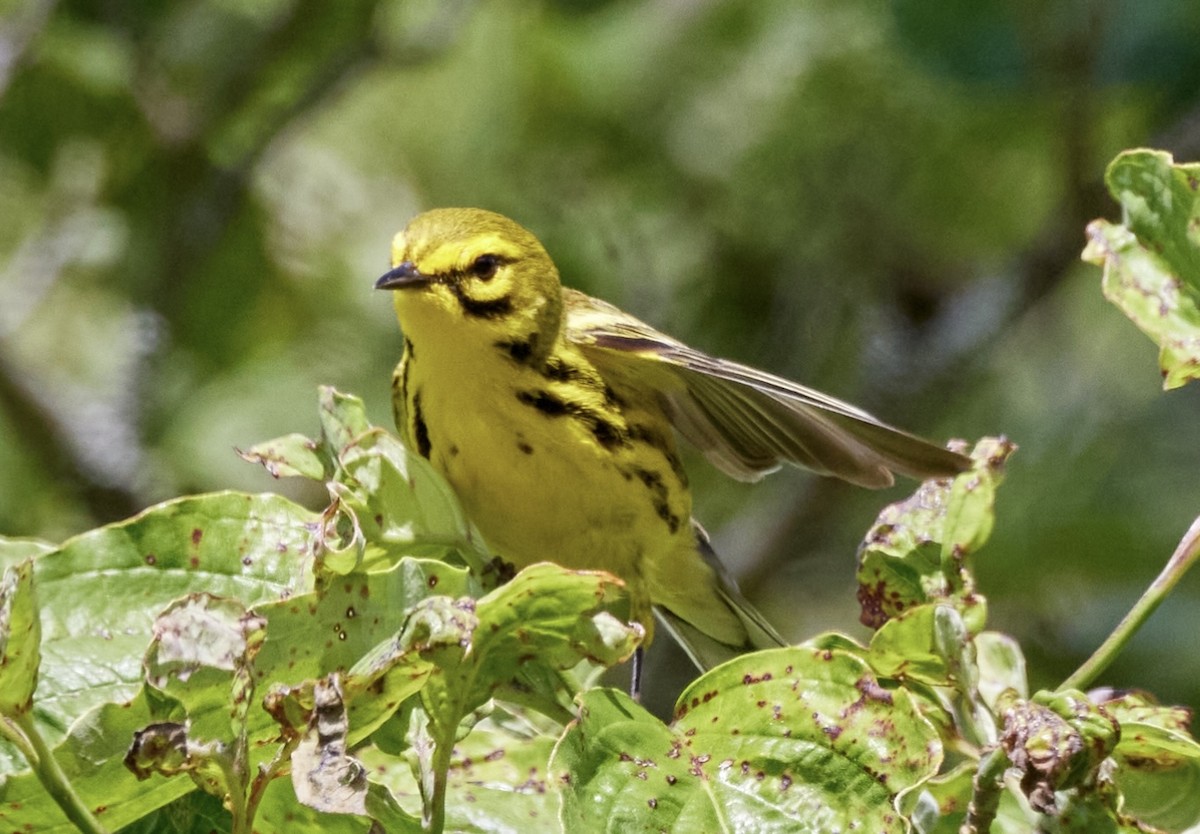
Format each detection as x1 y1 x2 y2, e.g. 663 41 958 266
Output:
1061 514 1200 692
13 711 110 834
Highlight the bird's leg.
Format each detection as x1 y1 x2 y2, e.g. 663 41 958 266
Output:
629 646 643 702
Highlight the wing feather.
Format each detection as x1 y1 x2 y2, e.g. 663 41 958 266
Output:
565 290 969 488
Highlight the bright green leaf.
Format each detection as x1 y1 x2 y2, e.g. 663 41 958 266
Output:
0 559 40 716
237 432 331 480
939 437 1011 563
318 386 374 455
1083 149 1200 389
402 563 638 831
254 776 379 834
239 387 487 573
1105 149 1200 292
867 604 969 687
857 438 1012 634
420 562 638 734
220 558 471 759
143 593 267 742
362 723 560 833
336 428 485 570
975 631 1027 712
0 492 320 831
557 647 942 833
1101 692 1200 833
309 387 489 572
0 691 195 833
0 537 56 572
21 492 318 751
254 556 473 696
470 563 638 681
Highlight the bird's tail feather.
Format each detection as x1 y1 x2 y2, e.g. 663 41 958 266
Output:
656 524 786 672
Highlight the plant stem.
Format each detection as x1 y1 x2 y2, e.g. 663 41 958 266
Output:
962 746 1009 834
13 711 110 834
425 730 453 834
218 741 250 834
0 715 35 759
1061 513 1200 692
246 732 301 823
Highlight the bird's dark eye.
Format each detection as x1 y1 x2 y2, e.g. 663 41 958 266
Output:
469 254 500 281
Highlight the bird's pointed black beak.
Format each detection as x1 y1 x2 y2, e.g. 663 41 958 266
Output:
375 261 426 290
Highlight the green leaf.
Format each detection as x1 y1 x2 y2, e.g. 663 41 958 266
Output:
940 438 1010 562
867 603 971 688
0 692 195 833
251 560 484 832
470 563 638 683
254 777 381 834
1105 150 1200 292
360 722 560 833
18 492 318 753
556 647 942 833
1097 689 1192 734
128 557 473 816
1083 149 1200 389
1050 794 1138 834
319 386 492 573
904 762 1037 834
974 631 1028 712
254 387 490 575
0 493 320 831
120 559 475 830
237 432 331 480
335 424 485 571
0 559 40 716
421 562 639 733
1099 691 1200 833
1111 721 1200 833
403 563 638 831
142 593 267 741
128 593 287 830
114 790 234 834
857 437 1013 634
318 386 374 454
0 537 56 572
255 557 474 738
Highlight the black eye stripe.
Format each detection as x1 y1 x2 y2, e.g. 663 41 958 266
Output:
413 256 514 317
420 255 512 284
449 281 513 318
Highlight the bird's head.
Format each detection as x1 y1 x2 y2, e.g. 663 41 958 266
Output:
376 208 563 353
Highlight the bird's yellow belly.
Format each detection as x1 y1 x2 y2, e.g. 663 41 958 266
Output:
411 366 688 588
438 399 665 571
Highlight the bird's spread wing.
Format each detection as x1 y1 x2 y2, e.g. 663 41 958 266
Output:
565 290 970 488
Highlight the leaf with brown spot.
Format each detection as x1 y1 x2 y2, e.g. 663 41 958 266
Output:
1084 149 1200 389
0 559 40 717
555 647 942 832
856 437 1012 633
359 721 559 831
1100 690 1200 832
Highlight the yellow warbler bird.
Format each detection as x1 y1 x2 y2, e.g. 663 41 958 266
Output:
376 208 968 679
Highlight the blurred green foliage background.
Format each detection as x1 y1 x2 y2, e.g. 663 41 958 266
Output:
2 0 1198 717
